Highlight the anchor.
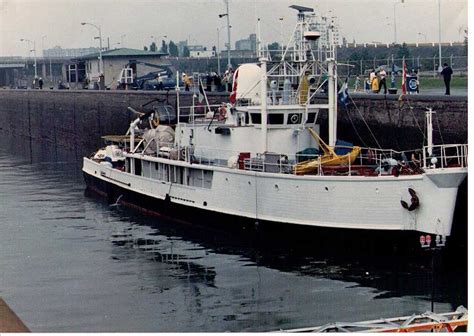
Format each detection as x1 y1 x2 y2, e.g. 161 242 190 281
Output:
400 188 419 211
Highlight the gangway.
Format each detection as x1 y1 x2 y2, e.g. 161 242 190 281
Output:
278 306 468 332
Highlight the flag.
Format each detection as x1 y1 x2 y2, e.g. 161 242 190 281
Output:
338 77 349 106
229 69 239 105
401 56 407 95
198 79 205 103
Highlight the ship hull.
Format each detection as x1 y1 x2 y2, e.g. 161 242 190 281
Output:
83 169 433 253
83 157 465 238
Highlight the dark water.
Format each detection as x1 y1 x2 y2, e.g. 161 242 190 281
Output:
0 136 467 332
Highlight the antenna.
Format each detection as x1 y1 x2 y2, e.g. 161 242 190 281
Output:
289 5 314 13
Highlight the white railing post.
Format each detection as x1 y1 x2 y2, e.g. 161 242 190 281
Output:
348 153 351 176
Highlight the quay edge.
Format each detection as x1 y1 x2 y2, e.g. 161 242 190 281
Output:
0 89 467 154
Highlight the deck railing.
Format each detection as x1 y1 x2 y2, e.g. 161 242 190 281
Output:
125 137 467 176
423 144 468 169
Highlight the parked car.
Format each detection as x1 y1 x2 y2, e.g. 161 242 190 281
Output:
143 77 183 91
375 65 403 75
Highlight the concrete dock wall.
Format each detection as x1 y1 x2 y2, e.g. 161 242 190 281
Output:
0 89 467 155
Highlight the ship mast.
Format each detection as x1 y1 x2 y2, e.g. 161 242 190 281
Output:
327 15 338 147
327 58 337 147
260 57 268 153
287 4 338 147
426 108 435 156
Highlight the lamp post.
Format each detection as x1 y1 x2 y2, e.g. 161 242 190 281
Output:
81 22 103 74
418 32 427 43
393 0 404 44
385 18 392 44
219 0 231 70
216 26 231 74
41 35 53 85
217 27 221 75
41 35 47 57
20 38 37 79
279 17 284 57
437 0 442 72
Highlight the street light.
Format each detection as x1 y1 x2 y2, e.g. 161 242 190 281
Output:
41 35 53 84
393 0 404 44
81 22 103 74
279 17 284 57
216 26 230 74
219 0 231 70
418 32 427 43
437 0 442 72
20 38 37 79
386 21 392 44
216 27 222 75
41 35 47 57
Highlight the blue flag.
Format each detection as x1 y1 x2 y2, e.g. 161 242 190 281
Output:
338 80 349 106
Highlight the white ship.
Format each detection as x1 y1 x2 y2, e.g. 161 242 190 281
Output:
83 6 467 239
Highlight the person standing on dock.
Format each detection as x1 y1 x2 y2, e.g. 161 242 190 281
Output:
440 63 453 95
38 77 44 89
369 69 379 93
378 67 387 94
353 75 361 92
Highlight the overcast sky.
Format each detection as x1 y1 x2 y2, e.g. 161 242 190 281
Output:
0 0 468 57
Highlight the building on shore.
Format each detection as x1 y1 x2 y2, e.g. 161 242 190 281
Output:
235 34 257 54
72 48 168 89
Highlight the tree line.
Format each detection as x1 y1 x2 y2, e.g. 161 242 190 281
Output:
143 40 185 56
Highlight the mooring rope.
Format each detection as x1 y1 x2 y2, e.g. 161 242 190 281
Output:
346 94 384 150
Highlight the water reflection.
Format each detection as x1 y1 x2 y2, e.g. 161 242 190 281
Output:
94 194 466 309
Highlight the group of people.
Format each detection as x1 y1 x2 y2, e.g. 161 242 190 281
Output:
32 77 44 89
181 69 234 92
373 149 423 176
361 67 392 94
353 68 391 94
353 63 454 96
370 67 389 94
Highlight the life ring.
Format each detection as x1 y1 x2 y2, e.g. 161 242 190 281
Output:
179 148 186 160
400 188 419 211
289 113 300 124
